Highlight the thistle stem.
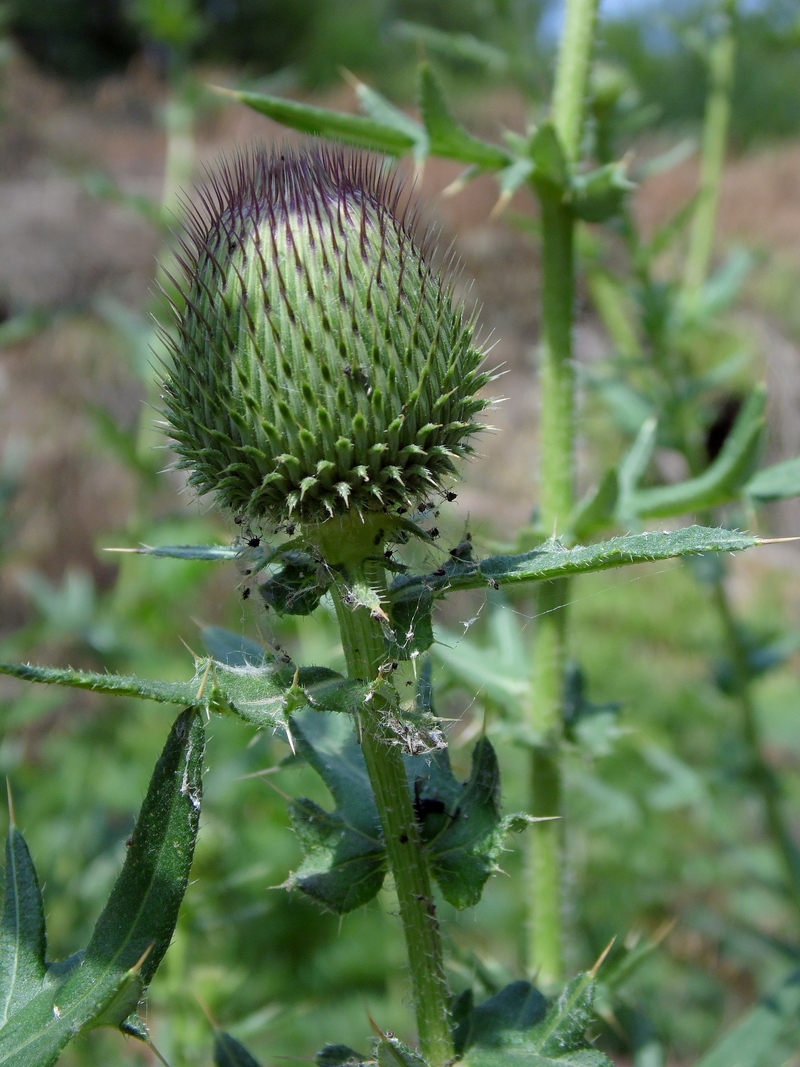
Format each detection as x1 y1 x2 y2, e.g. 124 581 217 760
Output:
682 4 737 306
330 557 453 1066
552 0 600 164
525 0 598 986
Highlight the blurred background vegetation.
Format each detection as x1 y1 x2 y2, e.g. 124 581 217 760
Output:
1 1 800 1065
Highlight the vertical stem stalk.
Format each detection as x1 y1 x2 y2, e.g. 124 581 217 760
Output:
552 0 600 164
682 6 737 304
330 560 453 1066
525 0 598 984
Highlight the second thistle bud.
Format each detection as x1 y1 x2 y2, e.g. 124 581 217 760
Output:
162 145 489 529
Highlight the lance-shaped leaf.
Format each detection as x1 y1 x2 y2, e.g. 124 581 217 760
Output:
217 88 418 156
623 386 766 519
458 974 613 1066
418 64 510 169
0 708 205 1066
284 713 386 913
0 823 46 1027
744 455 800 503
109 543 240 561
0 659 366 732
389 526 760 609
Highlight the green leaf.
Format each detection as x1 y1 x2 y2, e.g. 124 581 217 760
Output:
689 246 754 323
528 124 568 191
214 1031 264 1067
389 526 759 605
617 417 657 502
285 714 516 912
0 708 204 1066
114 543 240 560
349 77 427 163
385 589 434 660
570 162 632 223
0 826 46 1027
377 1035 430 1067
433 625 528 715
744 455 800 503
285 713 386 913
568 470 619 540
458 975 612 1066
316 1045 369 1067
695 969 800 1067
391 20 510 73
410 738 514 909
221 88 417 156
586 270 641 360
624 386 766 519
0 659 366 731
201 626 268 667
418 63 511 169
455 980 547 1058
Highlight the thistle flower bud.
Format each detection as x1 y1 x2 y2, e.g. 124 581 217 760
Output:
161 145 488 527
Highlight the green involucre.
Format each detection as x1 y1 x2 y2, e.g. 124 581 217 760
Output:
162 146 489 524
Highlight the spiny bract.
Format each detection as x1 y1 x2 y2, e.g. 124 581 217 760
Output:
161 145 489 525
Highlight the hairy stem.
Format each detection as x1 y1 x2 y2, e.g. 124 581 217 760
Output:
710 579 800 915
330 555 453 1066
552 0 600 163
682 5 737 304
525 0 598 987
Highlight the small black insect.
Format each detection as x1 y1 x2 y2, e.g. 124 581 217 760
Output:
432 567 447 577
247 536 261 548
234 513 245 525
429 527 440 539
285 523 296 535
444 491 458 502
488 577 499 590
242 587 251 600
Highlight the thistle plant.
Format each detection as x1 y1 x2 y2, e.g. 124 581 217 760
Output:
3 4 799 1066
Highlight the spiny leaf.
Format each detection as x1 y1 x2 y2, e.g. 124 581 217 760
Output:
0 659 367 731
0 825 46 1027
285 714 519 913
0 709 205 1066
418 63 510 169
218 88 417 156
408 738 516 909
389 526 760 608
459 975 612 1066
377 1035 430 1067
285 713 386 913
107 543 239 561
